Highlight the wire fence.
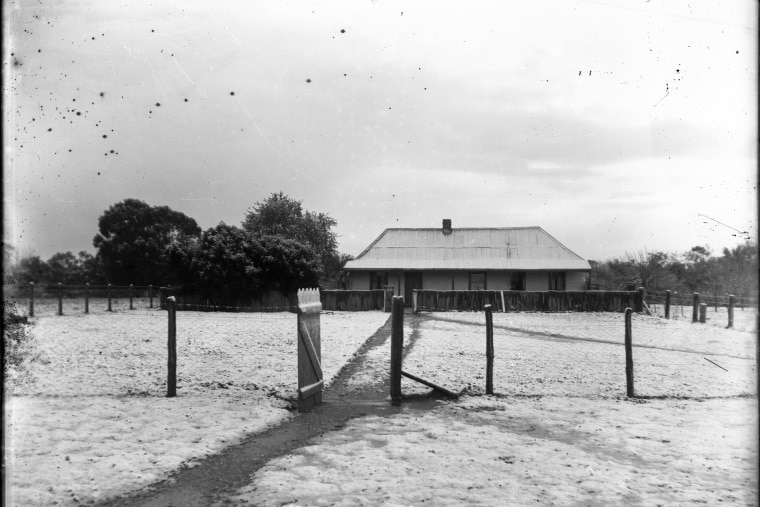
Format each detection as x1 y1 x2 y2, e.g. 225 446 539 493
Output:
400 309 756 401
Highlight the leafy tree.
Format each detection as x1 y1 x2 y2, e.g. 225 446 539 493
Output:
717 242 758 297
242 192 339 280
93 199 201 285
47 252 80 284
13 256 51 285
189 223 261 300
76 251 104 284
251 235 322 293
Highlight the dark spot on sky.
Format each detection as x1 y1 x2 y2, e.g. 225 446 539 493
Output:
151 29 155 32
97 172 101 175
676 69 680 73
340 29 345 33
13 59 21 67
48 128 52 131
156 102 161 107
230 91 235 95
736 50 739 54
306 79 311 83
100 92 104 97
92 37 95 40
102 135 107 138
76 112 81 116
110 150 114 153
38 49 41 53
184 98 188 102
68 149 71 152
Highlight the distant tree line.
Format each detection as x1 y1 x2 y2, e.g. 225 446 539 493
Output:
589 243 758 298
5 194 353 301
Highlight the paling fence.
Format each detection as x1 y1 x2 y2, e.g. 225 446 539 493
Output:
398 306 757 400
320 289 391 311
159 287 298 313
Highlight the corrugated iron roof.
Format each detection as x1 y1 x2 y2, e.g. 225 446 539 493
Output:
343 227 590 271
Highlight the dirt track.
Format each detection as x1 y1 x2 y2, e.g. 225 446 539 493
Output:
97 312 439 507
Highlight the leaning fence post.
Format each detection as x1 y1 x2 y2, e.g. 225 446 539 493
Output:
664 290 671 319
149 285 154 308
728 295 735 328
107 284 113 312
390 296 404 405
485 304 494 395
129 284 134 310
57 283 63 316
29 282 34 317
625 308 634 397
699 303 707 323
167 296 177 397
692 293 699 322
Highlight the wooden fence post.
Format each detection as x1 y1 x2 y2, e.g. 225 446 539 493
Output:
149 285 153 308
107 284 113 312
664 290 671 319
167 296 177 397
129 284 134 310
699 303 707 323
390 296 404 405
692 293 699 322
636 287 644 313
84 283 90 314
485 304 494 395
57 283 63 316
413 290 418 313
625 308 634 397
728 295 735 328
29 282 34 317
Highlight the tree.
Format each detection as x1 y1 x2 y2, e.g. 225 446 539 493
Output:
13 256 51 285
717 242 758 297
47 252 80 284
242 193 339 281
189 223 261 300
93 199 201 285
251 235 322 293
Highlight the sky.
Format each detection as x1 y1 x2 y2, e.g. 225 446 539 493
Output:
3 0 758 263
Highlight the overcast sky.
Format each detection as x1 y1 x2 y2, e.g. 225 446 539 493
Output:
4 0 757 263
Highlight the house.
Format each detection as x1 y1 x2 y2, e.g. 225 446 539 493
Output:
343 220 591 304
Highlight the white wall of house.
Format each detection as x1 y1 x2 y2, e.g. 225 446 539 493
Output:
348 270 588 291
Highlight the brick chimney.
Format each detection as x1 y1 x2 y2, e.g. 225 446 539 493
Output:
442 219 452 235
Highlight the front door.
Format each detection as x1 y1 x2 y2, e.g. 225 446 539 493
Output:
404 272 423 307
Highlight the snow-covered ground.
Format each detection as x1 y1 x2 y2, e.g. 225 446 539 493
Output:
401 311 756 398
223 396 758 506
221 311 758 506
5 309 389 506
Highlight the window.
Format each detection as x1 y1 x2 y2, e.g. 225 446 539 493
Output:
549 272 566 291
510 272 526 291
370 271 388 289
469 272 486 290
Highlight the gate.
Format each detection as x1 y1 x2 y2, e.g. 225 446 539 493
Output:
297 288 323 412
